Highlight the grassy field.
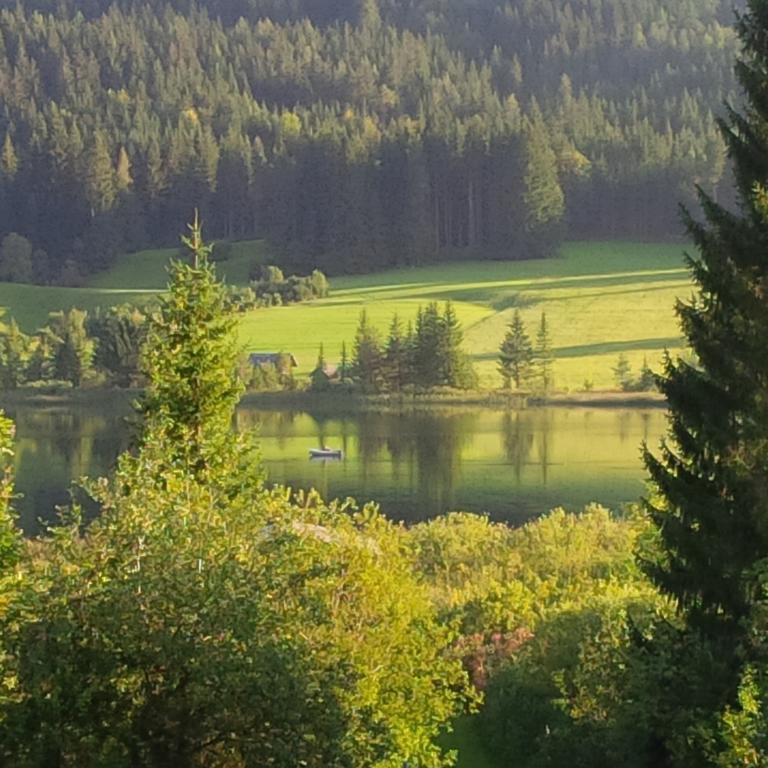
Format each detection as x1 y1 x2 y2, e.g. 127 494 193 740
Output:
0 239 690 390
86 239 269 290
239 240 690 390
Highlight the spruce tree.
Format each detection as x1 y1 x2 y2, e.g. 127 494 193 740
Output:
84 130 116 217
385 314 407 392
498 310 533 389
522 106 564 252
533 311 554 392
643 0 768 753
140 214 243 477
413 303 441 388
115 145 133 194
437 301 473 388
340 341 349 382
613 353 632 391
352 309 384 393
310 343 330 391
0 134 18 182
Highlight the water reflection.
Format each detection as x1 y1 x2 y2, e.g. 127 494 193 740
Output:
4 398 667 532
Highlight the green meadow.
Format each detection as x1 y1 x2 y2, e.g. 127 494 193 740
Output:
239 240 690 390
1 239 690 391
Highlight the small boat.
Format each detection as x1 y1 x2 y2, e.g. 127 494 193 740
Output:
309 447 344 460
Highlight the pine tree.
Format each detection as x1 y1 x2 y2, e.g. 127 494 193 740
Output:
523 107 564 253
637 355 655 391
437 302 464 387
384 314 408 392
612 353 632 391
413 303 441 388
0 134 18 182
140 214 243 477
498 310 533 389
310 343 330 391
533 311 555 392
642 0 768 757
340 341 349 382
115 145 133 194
84 130 116 217
352 310 384 393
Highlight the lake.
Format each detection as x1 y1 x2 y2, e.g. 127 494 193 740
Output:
3 396 667 533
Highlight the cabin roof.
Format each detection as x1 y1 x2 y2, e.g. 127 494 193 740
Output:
249 352 298 367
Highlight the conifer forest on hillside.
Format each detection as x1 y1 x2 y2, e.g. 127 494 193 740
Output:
0 0 739 280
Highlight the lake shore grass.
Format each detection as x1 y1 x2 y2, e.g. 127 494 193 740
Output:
0 385 665 411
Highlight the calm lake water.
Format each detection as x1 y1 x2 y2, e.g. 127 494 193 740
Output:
3 396 667 533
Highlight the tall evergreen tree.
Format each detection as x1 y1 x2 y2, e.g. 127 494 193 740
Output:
522 109 564 253
384 313 408 392
643 0 768 760
140 214 243 478
44 308 94 387
339 341 349 383
0 134 18 182
498 310 533 389
413 303 441 388
352 309 384 392
84 130 116 217
436 301 475 388
533 311 554 392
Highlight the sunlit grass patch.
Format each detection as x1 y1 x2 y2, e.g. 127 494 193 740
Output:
0 239 689 390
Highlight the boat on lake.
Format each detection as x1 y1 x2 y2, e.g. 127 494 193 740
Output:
309 447 344 460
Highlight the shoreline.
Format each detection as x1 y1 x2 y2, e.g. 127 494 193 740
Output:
0 386 666 410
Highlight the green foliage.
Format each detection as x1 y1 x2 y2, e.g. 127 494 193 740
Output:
43 308 95 387
0 473 470 766
87 304 147 386
523 113 565 252
248 266 331 306
384 314 408 392
0 218 471 766
140 217 243 477
498 310 533 389
410 506 667 768
349 302 476 392
533 312 555 393
310 343 332 391
612 353 632 390
0 0 736 276
352 309 385 393
0 233 33 284
0 412 18 571
640 1 768 763
0 319 29 389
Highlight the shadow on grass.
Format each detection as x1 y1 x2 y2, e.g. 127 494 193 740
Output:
471 336 683 362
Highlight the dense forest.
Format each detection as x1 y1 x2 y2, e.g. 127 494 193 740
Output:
0 0 739 280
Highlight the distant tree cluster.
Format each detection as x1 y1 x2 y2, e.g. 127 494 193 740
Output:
498 310 554 391
240 353 297 393
249 265 329 305
612 353 655 392
314 303 477 393
0 0 736 280
226 266 330 312
0 305 148 390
